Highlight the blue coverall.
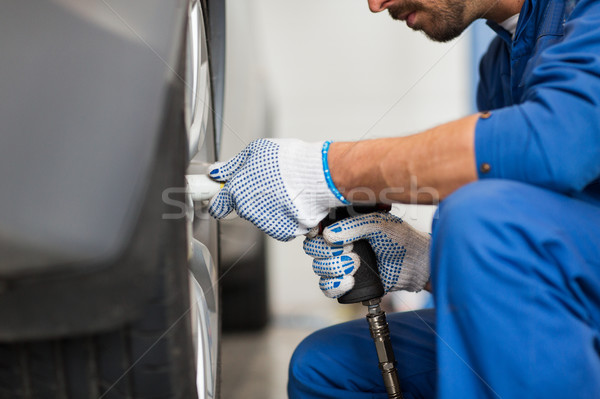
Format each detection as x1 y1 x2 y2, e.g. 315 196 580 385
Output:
288 0 600 397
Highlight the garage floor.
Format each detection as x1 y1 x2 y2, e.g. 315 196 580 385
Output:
220 302 364 399
221 322 313 399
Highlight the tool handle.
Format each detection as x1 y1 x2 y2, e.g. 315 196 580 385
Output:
339 239 383 304
320 206 389 304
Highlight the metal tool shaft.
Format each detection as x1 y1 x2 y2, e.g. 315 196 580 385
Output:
363 298 404 399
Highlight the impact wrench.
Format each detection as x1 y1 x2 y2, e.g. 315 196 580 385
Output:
321 206 404 399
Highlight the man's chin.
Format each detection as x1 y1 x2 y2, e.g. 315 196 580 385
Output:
420 25 463 42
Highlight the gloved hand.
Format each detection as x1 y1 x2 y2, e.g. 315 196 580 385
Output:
208 139 348 241
304 212 430 298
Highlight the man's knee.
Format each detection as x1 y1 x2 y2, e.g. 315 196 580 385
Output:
289 312 438 399
288 322 358 394
288 320 378 399
288 329 324 385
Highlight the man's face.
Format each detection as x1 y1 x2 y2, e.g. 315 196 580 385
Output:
374 0 471 42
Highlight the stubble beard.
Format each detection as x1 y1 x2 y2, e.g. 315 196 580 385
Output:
388 0 468 42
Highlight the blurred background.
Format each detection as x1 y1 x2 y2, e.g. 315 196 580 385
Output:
220 0 494 397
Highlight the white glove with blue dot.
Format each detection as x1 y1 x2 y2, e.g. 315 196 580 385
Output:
304 212 430 299
208 139 348 241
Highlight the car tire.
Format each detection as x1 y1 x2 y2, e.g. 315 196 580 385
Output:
0 108 203 399
0 53 210 399
0 1 227 397
0 231 197 398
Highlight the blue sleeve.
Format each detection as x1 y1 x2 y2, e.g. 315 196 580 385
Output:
475 0 600 194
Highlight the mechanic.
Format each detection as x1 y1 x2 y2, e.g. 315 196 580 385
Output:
208 0 600 396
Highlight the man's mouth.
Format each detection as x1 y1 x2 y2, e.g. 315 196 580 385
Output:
406 12 417 28
390 7 420 29
397 11 411 21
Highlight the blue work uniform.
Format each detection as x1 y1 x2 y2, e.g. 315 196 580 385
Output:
288 0 600 397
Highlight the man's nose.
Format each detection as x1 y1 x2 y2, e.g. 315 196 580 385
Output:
367 0 393 12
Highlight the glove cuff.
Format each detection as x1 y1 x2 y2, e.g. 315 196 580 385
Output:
390 229 431 292
322 141 350 205
393 258 430 292
277 139 347 233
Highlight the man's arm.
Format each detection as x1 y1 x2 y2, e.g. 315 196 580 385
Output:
329 114 480 204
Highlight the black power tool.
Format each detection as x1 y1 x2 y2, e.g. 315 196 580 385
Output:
321 206 404 399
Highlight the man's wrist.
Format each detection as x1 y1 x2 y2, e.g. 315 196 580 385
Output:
424 280 433 293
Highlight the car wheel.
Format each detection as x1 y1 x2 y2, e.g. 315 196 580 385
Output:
0 0 223 397
0 101 200 399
